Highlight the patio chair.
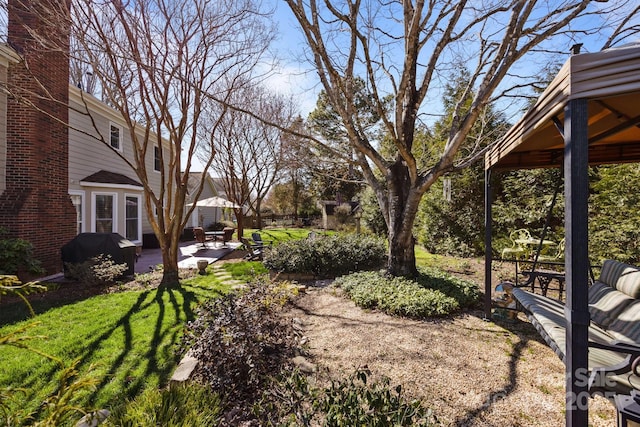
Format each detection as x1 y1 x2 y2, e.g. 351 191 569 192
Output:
241 237 263 260
537 237 565 264
214 227 235 247
501 228 532 261
193 227 213 248
251 232 273 248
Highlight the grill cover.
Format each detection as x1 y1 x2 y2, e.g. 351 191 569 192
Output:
61 233 136 277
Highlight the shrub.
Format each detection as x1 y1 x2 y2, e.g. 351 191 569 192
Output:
263 234 386 277
65 254 128 286
208 220 235 231
415 266 481 309
254 369 435 426
0 228 44 276
179 281 299 404
336 269 480 318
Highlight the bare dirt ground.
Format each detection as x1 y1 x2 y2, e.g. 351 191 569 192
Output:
281 259 617 427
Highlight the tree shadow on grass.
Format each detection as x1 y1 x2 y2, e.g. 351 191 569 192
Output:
80 285 204 405
21 282 217 420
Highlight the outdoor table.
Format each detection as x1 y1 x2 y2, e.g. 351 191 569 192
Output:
523 269 566 299
205 231 225 247
514 237 556 249
514 237 556 258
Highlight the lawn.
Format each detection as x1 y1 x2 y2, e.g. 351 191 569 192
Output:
0 272 230 425
1 228 485 425
244 227 332 244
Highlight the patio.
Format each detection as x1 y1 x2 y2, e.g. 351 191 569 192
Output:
134 240 242 273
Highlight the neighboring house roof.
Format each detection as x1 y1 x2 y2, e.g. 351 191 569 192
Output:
184 172 218 202
210 177 227 197
319 200 359 215
80 170 143 187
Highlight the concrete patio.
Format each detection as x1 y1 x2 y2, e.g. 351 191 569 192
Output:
134 240 242 274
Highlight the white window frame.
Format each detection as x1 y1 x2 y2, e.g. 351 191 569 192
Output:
69 190 85 234
91 192 118 233
124 193 142 244
109 122 123 152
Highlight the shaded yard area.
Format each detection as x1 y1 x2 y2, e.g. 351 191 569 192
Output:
283 284 617 426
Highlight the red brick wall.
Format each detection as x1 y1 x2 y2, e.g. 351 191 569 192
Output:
0 0 76 278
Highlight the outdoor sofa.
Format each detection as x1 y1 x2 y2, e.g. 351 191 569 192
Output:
511 259 640 395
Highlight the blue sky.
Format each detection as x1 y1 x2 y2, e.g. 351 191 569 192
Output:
263 3 320 118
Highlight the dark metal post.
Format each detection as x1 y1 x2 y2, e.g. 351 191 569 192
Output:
484 168 493 319
564 97 590 426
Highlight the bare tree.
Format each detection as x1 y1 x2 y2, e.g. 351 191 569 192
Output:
7 0 274 287
199 83 294 236
279 117 314 220
284 0 640 276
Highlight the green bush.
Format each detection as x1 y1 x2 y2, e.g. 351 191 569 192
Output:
263 234 386 277
336 269 480 318
105 383 222 426
65 254 128 286
0 228 44 276
255 369 434 426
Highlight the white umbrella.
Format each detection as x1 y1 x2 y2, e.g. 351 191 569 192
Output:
186 196 241 209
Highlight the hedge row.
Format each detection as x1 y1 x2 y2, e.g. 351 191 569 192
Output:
263 234 386 277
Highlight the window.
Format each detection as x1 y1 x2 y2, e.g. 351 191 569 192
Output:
154 146 161 172
69 192 84 234
125 195 141 242
109 123 122 151
94 194 115 233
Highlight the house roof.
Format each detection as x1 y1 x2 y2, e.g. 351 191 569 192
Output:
485 43 640 170
80 170 143 187
184 172 219 199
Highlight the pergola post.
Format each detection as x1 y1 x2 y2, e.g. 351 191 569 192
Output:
564 97 590 426
484 168 493 319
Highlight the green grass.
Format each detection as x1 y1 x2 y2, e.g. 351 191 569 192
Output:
0 275 229 425
221 261 268 281
244 228 332 245
104 383 222 426
1 228 473 424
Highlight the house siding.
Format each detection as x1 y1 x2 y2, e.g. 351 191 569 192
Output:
68 86 168 245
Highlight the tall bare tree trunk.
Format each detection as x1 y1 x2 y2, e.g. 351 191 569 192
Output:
386 160 419 276
159 224 182 288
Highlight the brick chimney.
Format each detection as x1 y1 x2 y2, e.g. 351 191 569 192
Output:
0 0 76 278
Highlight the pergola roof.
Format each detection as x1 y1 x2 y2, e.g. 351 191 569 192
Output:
486 43 640 171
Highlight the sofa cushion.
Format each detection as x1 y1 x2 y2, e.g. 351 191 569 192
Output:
588 281 637 329
607 299 640 343
599 259 640 298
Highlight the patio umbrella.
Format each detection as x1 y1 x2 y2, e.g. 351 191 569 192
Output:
186 196 241 209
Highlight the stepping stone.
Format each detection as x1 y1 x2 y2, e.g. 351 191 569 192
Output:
171 352 199 382
75 409 110 427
